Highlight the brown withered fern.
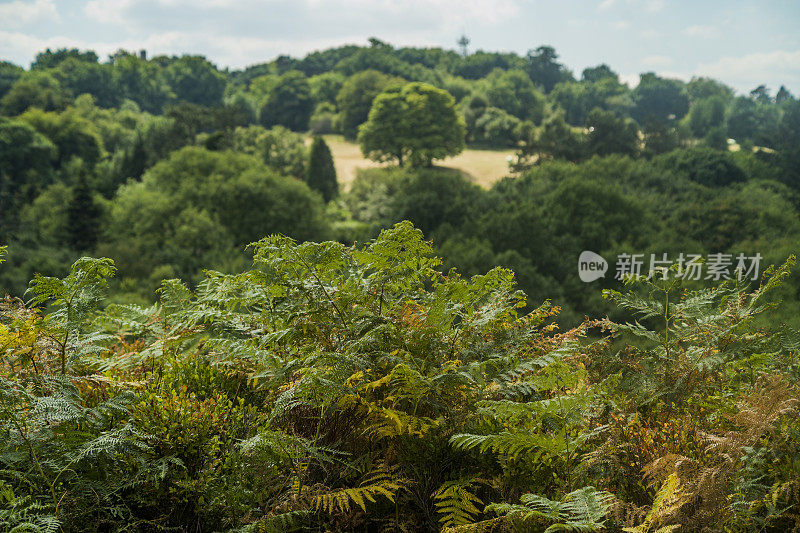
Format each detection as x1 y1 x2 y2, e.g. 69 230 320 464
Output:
637 375 799 531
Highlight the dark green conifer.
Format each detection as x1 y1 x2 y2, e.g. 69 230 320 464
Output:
121 133 146 181
306 136 338 203
67 173 101 251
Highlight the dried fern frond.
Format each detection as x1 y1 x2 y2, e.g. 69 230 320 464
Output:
638 375 800 529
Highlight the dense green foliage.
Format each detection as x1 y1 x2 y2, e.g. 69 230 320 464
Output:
336 69 399 139
258 70 314 132
101 146 327 291
346 153 800 327
1 228 799 532
1 40 799 327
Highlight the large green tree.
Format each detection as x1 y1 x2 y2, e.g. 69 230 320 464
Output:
336 70 397 139
633 73 689 123
686 76 734 102
19 107 104 168
641 116 679 157
31 48 98 70
358 82 466 167
53 58 119 108
688 96 726 137
775 99 800 188
258 70 313 131
0 61 24 100
162 56 227 107
581 64 617 83
550 82 597 125
524 45 573 93
776 85 795 104
110 52 173 113
309 71 345 105
0 71 69 115
727 95 780 147
530 111 586 162
232 125 307 179
0 118 57 235
482 68 544 121
472 106 523 147
585 108 639 157
655 147 746 187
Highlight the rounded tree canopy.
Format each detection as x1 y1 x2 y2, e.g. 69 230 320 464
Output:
358 82 466 167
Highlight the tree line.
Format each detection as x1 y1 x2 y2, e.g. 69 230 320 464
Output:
1 40 799 327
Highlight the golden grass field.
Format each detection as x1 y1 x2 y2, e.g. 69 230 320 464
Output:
320 135 516 190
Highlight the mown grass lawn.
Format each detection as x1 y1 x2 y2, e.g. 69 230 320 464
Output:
319 134 516 189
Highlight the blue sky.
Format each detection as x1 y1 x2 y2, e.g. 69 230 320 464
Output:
1 0 798 94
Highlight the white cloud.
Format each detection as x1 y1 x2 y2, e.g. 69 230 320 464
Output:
156 0 236 6
599 0 663 12
331 0 520 26
84 0 520 30
643 0 664 12
0 0 59 28
684 25 720 38
613 20 629 30
619 72 640 88
83 0 134 24
642 54 674 67
639 28 659 39
695 49 800 92
0 30 93 66
84 0 245 24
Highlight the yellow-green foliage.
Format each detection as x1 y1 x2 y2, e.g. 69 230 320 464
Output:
433 479 484 528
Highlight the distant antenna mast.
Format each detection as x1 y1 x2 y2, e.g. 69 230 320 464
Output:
457 34 470 57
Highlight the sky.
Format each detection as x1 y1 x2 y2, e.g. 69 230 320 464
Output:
1 0 799 95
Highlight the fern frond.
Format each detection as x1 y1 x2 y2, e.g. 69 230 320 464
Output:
451 431 557 461
622 473 684 533
603 289 664 319
365 406 441 438
312 477 402 514
238 510 310 532
554 486 616 532
433 479 484 528
442 517 503 533
310 462 404 515
487 486 614 533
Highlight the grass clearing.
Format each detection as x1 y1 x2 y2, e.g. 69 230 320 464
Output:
319 135 516 190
